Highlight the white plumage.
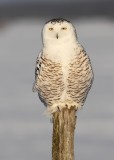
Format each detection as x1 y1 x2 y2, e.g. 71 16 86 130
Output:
33 18 94 114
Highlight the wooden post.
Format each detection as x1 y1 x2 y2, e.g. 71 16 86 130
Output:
52 106 77 160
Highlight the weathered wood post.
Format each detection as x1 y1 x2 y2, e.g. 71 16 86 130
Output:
52 106 77 160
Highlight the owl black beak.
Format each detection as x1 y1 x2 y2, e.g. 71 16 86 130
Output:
56 33 59 39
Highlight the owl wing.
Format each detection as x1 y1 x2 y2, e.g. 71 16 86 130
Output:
32 52 42 92
68 46 94 107
75 47 94 103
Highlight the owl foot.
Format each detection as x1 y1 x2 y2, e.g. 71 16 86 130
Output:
46 102 81 115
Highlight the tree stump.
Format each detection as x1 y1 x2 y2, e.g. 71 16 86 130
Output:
52 107 77 160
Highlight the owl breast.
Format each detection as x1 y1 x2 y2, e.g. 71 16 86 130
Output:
36 48 93 109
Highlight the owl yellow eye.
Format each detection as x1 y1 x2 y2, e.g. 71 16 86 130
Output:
49 27 53 31
61 27 67 30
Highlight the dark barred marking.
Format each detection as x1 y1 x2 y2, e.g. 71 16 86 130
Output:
35 55 64 106
46 18 70 24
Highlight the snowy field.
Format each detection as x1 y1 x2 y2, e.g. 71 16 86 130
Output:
0 18 114 160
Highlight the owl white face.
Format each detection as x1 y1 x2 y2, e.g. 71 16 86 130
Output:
42 18 76 45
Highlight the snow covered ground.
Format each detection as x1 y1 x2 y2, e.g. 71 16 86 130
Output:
0 18 114 160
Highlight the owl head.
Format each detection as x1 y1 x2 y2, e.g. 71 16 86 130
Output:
42 18 77 46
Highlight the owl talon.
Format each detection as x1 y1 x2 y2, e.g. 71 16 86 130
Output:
57 106 61 111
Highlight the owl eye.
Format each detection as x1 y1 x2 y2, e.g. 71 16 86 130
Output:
49 27 54 31
61 27 67 30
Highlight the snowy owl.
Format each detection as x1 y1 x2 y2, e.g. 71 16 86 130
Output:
33 18 94 114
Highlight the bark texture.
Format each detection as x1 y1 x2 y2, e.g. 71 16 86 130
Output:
52 107 77 160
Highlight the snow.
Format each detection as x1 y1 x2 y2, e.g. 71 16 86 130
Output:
0 18 114 160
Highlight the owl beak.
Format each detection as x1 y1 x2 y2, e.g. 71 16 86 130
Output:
56 33 59 39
